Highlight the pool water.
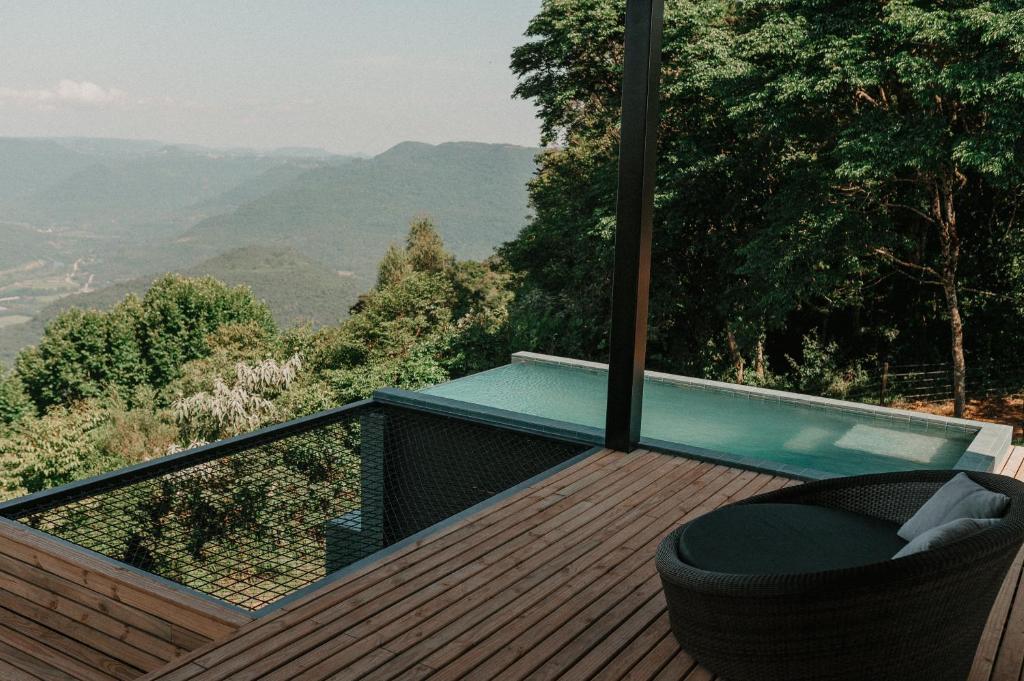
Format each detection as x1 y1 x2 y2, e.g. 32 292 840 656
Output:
422 360 976 477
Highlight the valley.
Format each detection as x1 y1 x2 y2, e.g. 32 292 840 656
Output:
0 137 539 362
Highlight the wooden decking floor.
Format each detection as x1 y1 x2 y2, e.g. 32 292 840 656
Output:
19 445 1024 680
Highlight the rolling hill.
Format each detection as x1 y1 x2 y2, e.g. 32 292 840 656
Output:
177 141 539 276
2 149 351 229
0 246 365 363
0 138 96 202
0 137 541 362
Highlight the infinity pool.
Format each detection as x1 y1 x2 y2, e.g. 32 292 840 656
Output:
421 354 995 478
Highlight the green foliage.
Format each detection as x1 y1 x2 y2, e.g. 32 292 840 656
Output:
506 0 1024 385
314 219 513 398
99 392 178 464
1 216 513 502
16 299 146 412
376 244 413 289
316 268 460 401
140 274 276 389
0 364 29 427
161 321 282 402
785 333 872 400
15 275 276 415
0 401 127 497
406 217 453 274
172 356 301 444
5 278 278 502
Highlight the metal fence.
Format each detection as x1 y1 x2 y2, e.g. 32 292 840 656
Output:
0 399 589 612
851 362 1024 405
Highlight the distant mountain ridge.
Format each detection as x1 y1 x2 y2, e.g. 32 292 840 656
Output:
0 143 355 228
0 137 540 361
178 141 540 275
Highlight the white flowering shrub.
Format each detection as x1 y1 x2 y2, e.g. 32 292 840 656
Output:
173 355 302 444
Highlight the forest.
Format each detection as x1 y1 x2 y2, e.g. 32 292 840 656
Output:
2 0 1024 500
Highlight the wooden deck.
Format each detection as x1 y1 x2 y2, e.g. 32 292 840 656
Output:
6 445 1024 680
139 448 784 681
0 517 252 681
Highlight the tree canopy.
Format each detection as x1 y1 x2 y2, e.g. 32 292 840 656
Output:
0 219 513 499
506 0 1024 413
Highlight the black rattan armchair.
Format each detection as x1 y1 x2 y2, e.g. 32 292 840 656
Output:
656 471 1024 681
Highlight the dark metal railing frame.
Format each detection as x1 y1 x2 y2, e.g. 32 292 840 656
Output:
605 0 665 452
0 399 375 518
0 393 601 616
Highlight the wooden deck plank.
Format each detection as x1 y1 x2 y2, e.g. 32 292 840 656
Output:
484 474 775 681
226 454 653 677
588 612 672 681
0 516 250 681
0 636 73 681
139 449 630 681
257 454 706 681
413 466 741 681
0 555 186 661
618 633 685 681
1004 447 1024 477
129 443 1024 681
0 520 248 640
322 464 731 681
0 615 129 681
970 547 1024 681
976 446 1024 681
144 451 784 681
0 583 165 672
991 550 1024 681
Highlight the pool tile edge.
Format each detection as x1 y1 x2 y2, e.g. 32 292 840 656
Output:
510 351 1012 475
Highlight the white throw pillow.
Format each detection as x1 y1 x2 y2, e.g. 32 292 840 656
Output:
898 472 1009 542
893 517 1001 559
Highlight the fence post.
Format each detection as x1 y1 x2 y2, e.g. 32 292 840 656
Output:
879 362 889 407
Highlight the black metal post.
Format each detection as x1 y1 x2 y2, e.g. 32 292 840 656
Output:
604 0 665 452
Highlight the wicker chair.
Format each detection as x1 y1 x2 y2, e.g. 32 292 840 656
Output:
655 471 1024 681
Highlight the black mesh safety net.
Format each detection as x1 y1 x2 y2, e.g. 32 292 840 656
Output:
1 403 587 611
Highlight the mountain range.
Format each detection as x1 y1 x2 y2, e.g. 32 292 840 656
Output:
0 137 540 362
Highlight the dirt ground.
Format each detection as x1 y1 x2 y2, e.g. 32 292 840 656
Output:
898 395 1024 442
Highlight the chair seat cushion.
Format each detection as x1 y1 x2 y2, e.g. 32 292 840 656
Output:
678 503 907 575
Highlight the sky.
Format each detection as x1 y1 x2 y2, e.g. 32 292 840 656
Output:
0 1 544 155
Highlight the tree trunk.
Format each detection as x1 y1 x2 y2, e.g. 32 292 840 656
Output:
754 331 766 381
933 178 967 417
726 328 745 384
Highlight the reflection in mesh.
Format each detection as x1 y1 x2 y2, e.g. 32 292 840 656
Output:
1 403 586 611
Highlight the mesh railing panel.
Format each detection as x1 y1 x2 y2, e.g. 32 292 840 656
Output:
1 403 586 611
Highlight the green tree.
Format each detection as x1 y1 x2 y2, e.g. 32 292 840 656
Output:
717 0 1024 415
313 219 513 399
141 275 276 389
16 299 146 412
15 277 274 413
406 216 453 273
0 364 29 427
507 0 777 369
509 0 1024 413
172 355 302 444
0 401 122 496
376 244 413 288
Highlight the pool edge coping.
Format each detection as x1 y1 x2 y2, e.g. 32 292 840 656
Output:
503 352 1013 475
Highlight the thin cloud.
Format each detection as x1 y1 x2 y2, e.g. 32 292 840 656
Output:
0 80 127 108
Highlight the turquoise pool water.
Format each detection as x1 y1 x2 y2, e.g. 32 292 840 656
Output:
422 360 976 477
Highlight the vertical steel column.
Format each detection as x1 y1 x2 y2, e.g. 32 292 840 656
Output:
604 0 665 452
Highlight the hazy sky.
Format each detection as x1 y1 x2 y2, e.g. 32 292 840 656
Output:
0 1 544 155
